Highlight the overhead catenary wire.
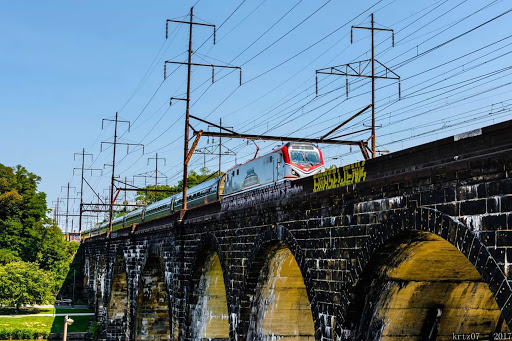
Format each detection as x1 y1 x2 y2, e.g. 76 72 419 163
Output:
74 0 512 216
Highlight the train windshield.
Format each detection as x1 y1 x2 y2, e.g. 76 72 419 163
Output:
289 148 321 166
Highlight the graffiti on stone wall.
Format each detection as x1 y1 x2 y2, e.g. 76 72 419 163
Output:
221 181 303 211
313 161 367 192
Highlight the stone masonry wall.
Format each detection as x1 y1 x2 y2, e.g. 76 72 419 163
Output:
83 121 512 340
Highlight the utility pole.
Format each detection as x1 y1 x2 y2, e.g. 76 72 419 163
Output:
73 149 99 233
371 14 376 158
108 113 118 236
72 269 75 306
147 153 167 201
219 118 222 174
123 177 133 204
101 113 144 233
60 183 77 234
52 198 64 227
315 13 400 159
165 7 242 212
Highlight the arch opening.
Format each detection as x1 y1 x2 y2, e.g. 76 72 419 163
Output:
188 251 229 340
349 231 509 340
247 243 315 341
107 253 130 339
134 254 170 340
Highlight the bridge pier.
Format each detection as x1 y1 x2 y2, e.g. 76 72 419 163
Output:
81 121 512 340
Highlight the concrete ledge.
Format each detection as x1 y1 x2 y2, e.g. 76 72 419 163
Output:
48 332 89 340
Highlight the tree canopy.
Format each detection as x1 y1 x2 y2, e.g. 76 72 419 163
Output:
0 262 54 309
134 167 218 205
0 163 78 307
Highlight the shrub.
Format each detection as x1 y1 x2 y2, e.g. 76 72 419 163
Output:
0 329 12 338
0 327 47 339
88 321 101 340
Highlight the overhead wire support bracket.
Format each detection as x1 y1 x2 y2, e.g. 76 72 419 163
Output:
189 115 370 159
321 104 372 140
194 131 364 146
351 25 395 46
186 130 203 164
100 142 145 154
81 203 145 208
164 61 242 85
166 18 216 43
189 115 237 134
170 97 186 106
82 177 105 206
133 171 168 185
102 117 131 132
73 167 102 176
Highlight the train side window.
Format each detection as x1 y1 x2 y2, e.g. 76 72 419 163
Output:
237 169 239 175
269 155 273 162
232 171 235 176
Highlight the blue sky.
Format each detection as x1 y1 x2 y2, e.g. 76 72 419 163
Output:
1 0 511 232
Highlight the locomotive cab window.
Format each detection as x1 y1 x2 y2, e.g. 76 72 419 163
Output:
289 149 321 166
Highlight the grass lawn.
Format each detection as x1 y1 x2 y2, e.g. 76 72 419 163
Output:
0 315 90 333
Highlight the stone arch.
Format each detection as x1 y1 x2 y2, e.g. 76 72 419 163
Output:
133 244 171 340
186 233 230 340
346 207 512 339
238 225 318 340
106 248 130 340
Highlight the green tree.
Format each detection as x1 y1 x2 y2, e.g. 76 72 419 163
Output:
135 167 218 205
0 262 54 310
0 163 79 296
0 249 21 265
0 164 48 260
134 184 176 205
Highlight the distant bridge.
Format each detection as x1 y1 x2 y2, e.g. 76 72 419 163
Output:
82 120 512 340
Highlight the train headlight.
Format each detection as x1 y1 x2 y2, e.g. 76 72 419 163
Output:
291 169 300 177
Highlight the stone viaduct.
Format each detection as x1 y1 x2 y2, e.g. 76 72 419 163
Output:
82 120 512 340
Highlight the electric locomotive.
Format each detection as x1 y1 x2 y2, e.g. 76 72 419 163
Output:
83 142 324 236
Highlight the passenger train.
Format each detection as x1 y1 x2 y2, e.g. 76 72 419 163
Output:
83 142 324 236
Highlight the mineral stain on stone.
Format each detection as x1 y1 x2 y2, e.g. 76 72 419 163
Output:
134 255 170 340
247 247 315 341
189 252 230 340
